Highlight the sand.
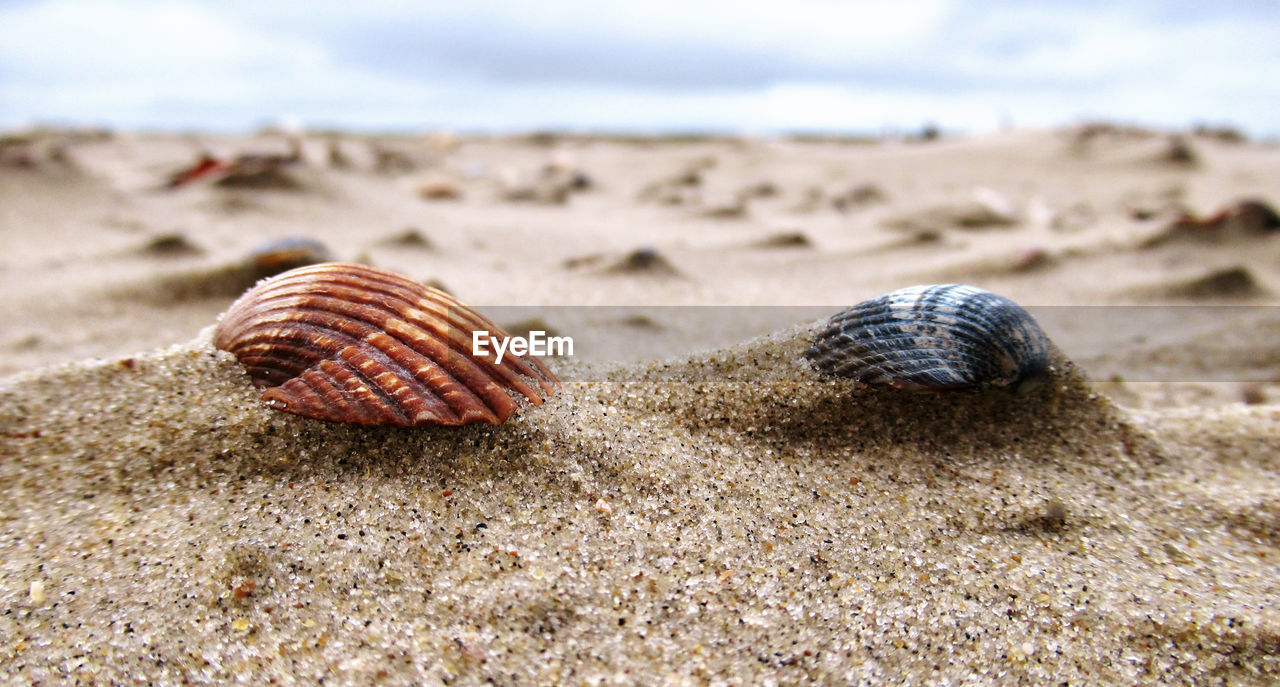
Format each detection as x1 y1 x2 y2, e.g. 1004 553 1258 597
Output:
2 127 1279 684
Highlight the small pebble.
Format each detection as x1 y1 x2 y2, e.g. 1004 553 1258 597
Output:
1240 384 1266 405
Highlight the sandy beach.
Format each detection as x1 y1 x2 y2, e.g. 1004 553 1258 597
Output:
2 127 1278 683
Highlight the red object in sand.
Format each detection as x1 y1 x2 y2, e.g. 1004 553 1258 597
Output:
167 154 227 188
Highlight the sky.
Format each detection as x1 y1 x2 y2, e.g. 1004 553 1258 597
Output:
0 0 1276 136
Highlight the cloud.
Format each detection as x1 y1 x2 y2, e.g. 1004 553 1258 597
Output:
0 1 320 81
0 0 1276 134
0 0 433 128
235 0 967 90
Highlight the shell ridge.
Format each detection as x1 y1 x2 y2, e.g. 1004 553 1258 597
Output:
245 263 423 301
446 343 554 408
236 351 316 387
246 283 515 382
332 345 450 425
299 362 366 421
225 319 356 357
949 298 1048 381
832 353 971 388
319 356 413 425
256 267 501 342
373 314 528 418
384 296 558 398
357 339 473 423
371 297 557 402
224 316 377 386
358 331 497 424
251 293 535 422
302 307 497 424
228 339 344 390
305 269 560 394
228 307 480 425
816 333 996 385
265 367 347 421
845 309 1016 381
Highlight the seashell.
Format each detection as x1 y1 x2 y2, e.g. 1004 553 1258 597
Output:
214 141 307 190
805 284 1051 392
1159 265 1263 300
214 262 559 425
247 237 332 275
166 153 227 188
417 179 463 201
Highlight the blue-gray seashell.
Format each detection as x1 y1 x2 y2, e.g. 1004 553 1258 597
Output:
805 284 1051 392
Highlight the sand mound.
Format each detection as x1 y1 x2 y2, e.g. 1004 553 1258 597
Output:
0 144 99 196
830 183 887 211
601 247 683 277
0 135 87 177
1141 199 1280 248
2 322 1278 684
377 228 435 250
1146 265 1267 300
214 165 305 191
135 232 206 258
748 231 813 249
610 324 1134 459
882 196 1019 232
935 245 1060 279
1155 135 1199 167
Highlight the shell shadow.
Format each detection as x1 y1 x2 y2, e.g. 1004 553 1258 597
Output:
119 263 284 303
761 360 1139 464
641 333 1159 479
109 239 334 305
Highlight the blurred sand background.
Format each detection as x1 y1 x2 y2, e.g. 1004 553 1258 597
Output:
2 126 1279 683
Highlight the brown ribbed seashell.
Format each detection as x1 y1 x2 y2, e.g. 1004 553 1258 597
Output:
214 263 559 425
